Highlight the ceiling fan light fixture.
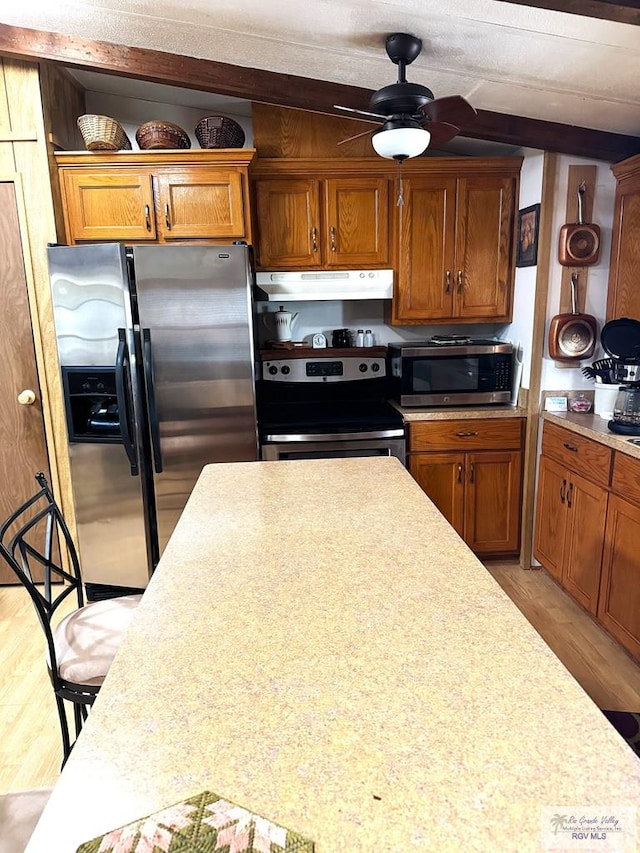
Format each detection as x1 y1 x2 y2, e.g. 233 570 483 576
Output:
371 125 431 162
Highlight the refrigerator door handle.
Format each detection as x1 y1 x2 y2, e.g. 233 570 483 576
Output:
116 329 139 476
142 328 164 474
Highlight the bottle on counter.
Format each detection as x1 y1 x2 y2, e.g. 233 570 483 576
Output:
355 329 365 347
364 329 374 347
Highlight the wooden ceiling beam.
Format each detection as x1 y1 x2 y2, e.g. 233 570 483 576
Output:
493 0 640 26
0 24 638 162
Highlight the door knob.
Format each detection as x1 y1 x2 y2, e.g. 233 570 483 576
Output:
17 389 36 405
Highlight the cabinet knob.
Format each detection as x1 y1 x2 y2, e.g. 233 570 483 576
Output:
330 226 337 252
17 389 36 406
165 204 172 230
144 204 151 231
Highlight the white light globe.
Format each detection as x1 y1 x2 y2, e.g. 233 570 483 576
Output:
371 126 431 161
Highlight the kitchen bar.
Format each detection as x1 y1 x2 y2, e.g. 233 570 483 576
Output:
26 458 640 852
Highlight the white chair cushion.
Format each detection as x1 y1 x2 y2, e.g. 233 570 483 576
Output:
51 594 142 687
0 788 52 853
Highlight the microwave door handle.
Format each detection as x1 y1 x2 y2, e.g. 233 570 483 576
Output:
142 328 163 474
115 329 139 476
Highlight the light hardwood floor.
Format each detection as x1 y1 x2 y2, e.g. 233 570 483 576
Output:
2 563 640 794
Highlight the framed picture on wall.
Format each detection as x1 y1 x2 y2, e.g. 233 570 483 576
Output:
516 204 540 268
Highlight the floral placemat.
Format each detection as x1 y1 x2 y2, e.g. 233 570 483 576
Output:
76 790 314 853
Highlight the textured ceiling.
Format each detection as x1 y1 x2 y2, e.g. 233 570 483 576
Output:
2 0 640 137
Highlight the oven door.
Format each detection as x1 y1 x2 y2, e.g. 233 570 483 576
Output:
261 435 406 464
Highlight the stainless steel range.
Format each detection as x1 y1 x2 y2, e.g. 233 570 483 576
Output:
257 352 405 463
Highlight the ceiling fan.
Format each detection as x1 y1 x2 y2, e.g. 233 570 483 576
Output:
335 33 477 161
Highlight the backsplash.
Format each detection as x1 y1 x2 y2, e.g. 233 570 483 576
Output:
255 299 508 348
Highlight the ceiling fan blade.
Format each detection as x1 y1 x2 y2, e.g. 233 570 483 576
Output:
337 128 376 145
334 104 385 122
425 121 462 147
419 95 477 127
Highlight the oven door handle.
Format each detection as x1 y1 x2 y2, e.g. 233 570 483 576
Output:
262 428 406 442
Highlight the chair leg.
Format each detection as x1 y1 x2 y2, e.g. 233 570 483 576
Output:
73 702 83 739
54 694 72 767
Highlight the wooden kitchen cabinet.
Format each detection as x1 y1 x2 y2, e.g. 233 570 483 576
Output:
253 174 389 268
55 150 255 245
606 153 640 321
534 421 612 614
393 165 519 324
597 453 640 659
408 418 524 556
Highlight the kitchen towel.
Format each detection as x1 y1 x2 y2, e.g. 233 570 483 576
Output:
76 790 314 853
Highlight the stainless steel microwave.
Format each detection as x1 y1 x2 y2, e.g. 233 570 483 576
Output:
388 339 514 407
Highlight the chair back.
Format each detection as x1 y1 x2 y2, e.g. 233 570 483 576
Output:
0 473 84 672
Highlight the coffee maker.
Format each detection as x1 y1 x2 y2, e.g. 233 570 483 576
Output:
600 318 640 435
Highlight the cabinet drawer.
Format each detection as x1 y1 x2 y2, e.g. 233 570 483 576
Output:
612 452 640 505
541 422 612 487
409 418 523 452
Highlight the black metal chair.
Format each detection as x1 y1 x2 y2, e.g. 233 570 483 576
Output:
0 473 142 765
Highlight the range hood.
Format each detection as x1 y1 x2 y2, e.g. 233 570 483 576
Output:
255 269 393 301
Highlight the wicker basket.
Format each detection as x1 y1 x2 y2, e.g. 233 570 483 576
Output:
135 121 191 150
77 114 131 151
195 115 245 149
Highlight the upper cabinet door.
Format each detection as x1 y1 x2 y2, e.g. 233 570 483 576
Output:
156 169 247 240
607 176 640 321
324 177 389 266
454 175 515 321
393 176 457 323
254 179 321 268
61 171 156 242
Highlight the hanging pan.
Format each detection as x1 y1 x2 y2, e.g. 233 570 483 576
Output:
558 182 601 266
548 272 597 360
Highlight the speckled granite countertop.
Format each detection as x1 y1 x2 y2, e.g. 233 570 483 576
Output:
27 459 640 852
543 411 640 460
395 403 526 421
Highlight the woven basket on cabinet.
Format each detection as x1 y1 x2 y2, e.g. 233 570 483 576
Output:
135 121 191 150
195 115 245 149
77 114 131 151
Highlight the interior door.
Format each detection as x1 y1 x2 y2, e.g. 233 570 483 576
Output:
0 182 51 584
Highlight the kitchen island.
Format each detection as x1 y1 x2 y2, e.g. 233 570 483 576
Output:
26 458 640 852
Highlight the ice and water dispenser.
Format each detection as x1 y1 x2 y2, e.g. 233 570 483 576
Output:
62 367 120 441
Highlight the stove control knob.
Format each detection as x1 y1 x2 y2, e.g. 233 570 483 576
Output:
281 365 291 375
268 365 278 375
359 363 368 372
371 362 381 373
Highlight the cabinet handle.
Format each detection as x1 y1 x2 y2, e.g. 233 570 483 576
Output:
457 462 463 483
455 430 478 437
567 482 574 508
311 226 318 252
560 478 566 503
144 204 151 231
469 462 475 484
330 226 337 252
563 442 578 453
457 270 464 291
445 270 452 293
164 204 171 230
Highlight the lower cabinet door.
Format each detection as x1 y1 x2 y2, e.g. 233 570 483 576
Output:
534 455 567 581
562 471 608 614
465 450 522 555
598 494 640 660
408 452 465 538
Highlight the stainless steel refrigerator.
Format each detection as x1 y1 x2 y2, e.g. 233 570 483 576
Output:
48 243 259 598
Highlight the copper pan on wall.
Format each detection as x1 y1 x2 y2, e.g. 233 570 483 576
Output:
558 182 600 267
548 272 597 361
